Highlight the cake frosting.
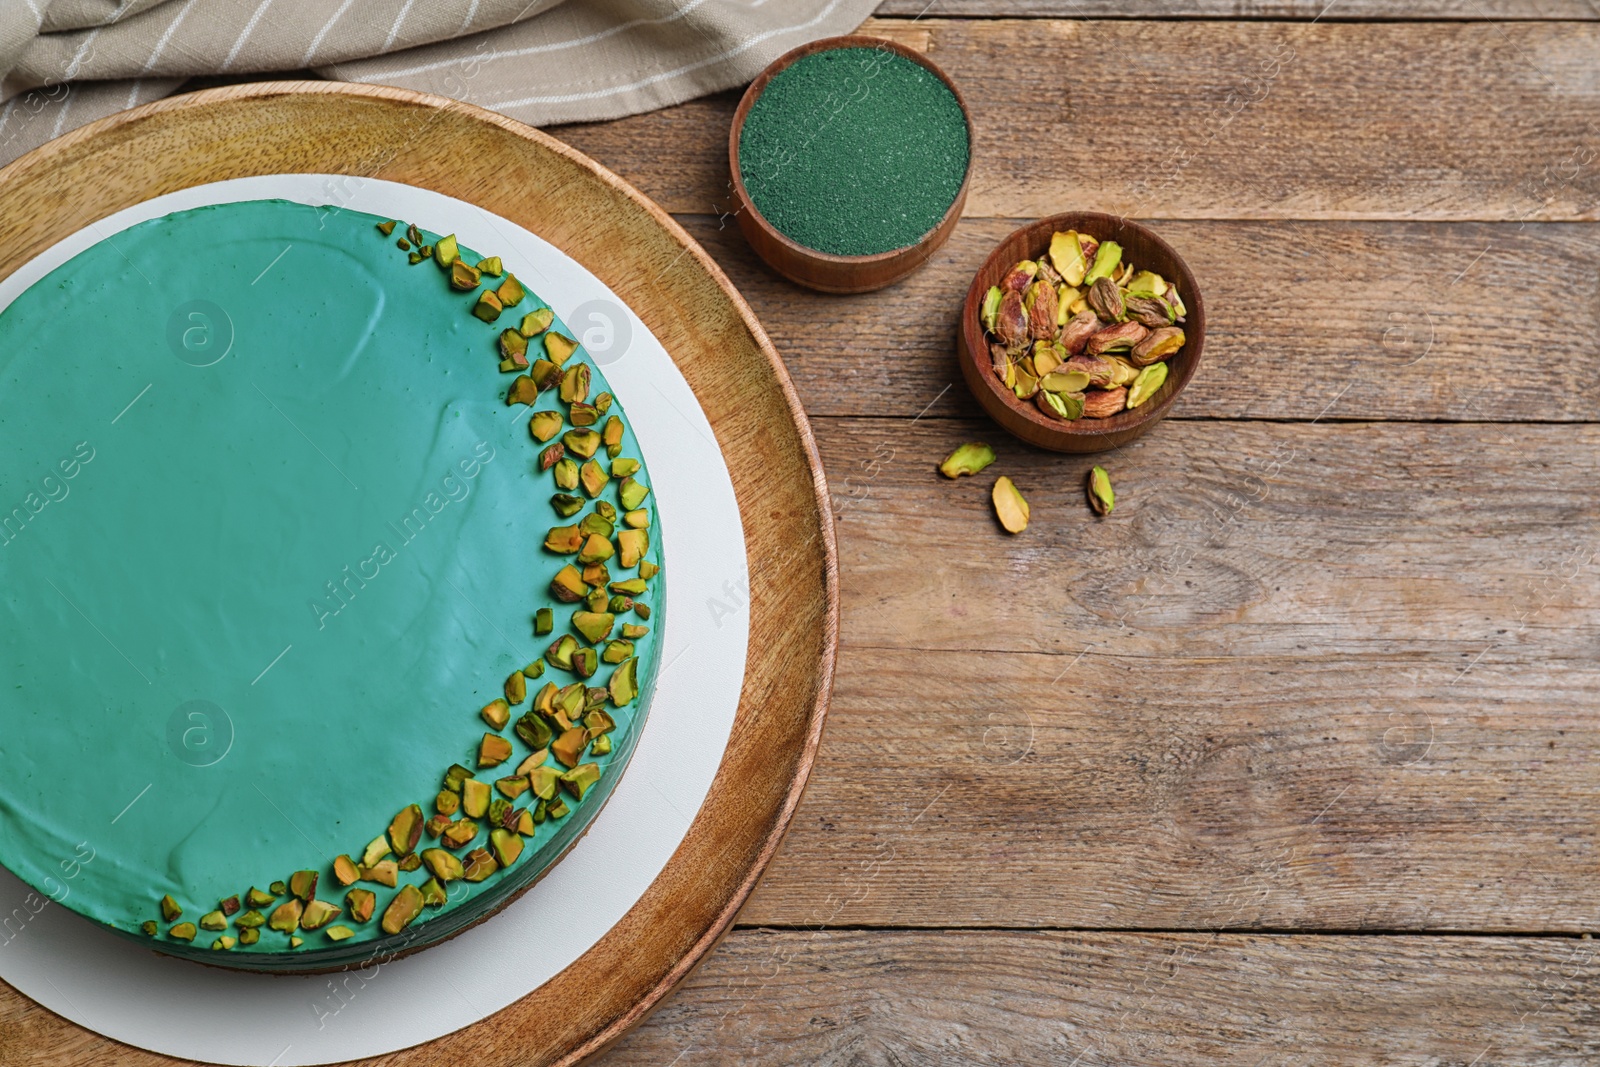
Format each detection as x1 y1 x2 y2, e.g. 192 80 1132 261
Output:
0 199 661 970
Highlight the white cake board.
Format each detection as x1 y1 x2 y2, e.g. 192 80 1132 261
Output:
0 176 748 1067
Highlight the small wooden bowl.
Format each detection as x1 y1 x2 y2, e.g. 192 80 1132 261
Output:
728 34 973 294
957 212 1206 453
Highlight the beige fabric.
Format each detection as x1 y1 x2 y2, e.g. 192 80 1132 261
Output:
0 0 879 168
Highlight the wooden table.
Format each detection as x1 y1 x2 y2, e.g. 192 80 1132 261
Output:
550 5 1600 1063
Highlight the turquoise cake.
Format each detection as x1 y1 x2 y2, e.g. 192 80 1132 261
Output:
0 200 662 971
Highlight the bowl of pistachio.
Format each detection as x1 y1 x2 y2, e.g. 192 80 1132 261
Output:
958 212 1205 453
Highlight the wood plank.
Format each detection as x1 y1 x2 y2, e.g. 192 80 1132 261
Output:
598 930 1600 1064
819 418 1600 662
876 0 1600 17
670 215 1600 423
731 418 1600 929
555 19 1600 221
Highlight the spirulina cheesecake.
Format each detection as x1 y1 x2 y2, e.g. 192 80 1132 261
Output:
0 199 661 971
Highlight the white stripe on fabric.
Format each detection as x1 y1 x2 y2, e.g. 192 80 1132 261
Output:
222 0 277 72
493 0 849 108
375 0 712 80
383 0 419 51
142 0 199 73
301 0 360 66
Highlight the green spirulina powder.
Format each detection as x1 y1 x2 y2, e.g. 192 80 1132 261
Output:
739 47 970 257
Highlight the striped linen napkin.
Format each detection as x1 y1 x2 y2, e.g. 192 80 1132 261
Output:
0 0 879 168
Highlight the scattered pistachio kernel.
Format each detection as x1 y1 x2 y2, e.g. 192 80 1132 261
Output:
991 476 1030 534
246 886 277 909
219 895 241 917
621 623 650 639
420 878 448 908
326 926 355 942
490 828 524 868
381 884 425 935
448 259 476 292
199 910 227 932
433 233 459 267
290 936 304 948
594 392 613 413
289 870 319 902
544 525 583 554
169 922 197 942
551 493 585 518
538 442 566 472
516 710 555 751
637 559 659 579
611 458 640 478
360 859 399 888
554 458 580 491
580 460 609 498
618 528 648 569
463 849 499 883
623 509 650 530
441 819 479 850
481 697 512 730
633 603 652 620
397 238 411 252
591 733 613 756
478 733 513 768
562 428 601 459
398 852 422 872
1087 466 1115 515
609 657 639 707
520 308 554 337
405 224 424 246
534 607 555 636
497 274 526 308
477 256 504 277
559 364 591 404
442 765 475 794
239 927 260 946
408 251 424 265
504 670 528 706
572 611 615 644
333 855 360 886
582 561 612 585
422 848 466 883
559 763 602 801
462 778 492 818
473 290 504 322
389 804 425 856
270 880 288 896
160 895 182 922
578 534 615 565
300 900 340 930
544 333 579 365
939 442 997 479
569 401 600 427
618 477 650 511
141 920 158 937
267 901 302 933
213 936 237 951
496 775 530 800
377 220 396 237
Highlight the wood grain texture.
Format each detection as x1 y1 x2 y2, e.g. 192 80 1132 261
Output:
557 18 1600 222
729 417 1600 929
876 0 1600 17
0 82 837 1067
596 930 1600 1065
667 215 1600 423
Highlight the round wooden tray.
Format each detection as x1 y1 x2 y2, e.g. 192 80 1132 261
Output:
0 82 837 1066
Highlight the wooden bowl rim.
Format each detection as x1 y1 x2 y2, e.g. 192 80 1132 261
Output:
727 33 976 267
959 212 1207 445
0 79 839 1067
